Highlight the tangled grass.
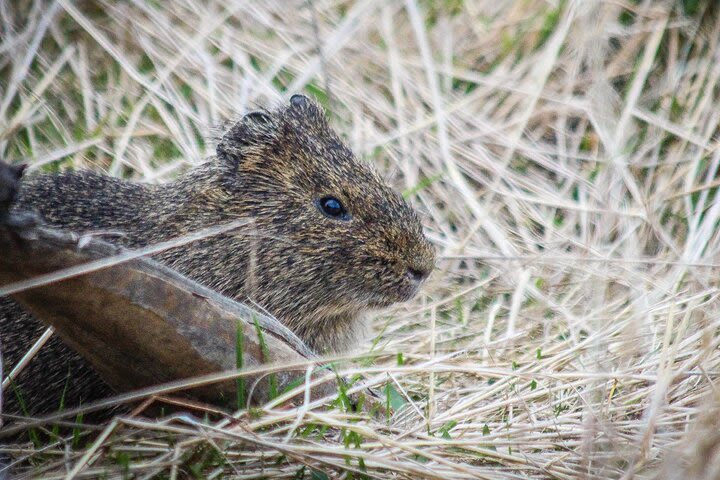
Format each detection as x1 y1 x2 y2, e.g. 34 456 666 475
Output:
2 0 720 478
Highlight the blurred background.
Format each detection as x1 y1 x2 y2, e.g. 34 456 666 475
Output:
2 1 720 478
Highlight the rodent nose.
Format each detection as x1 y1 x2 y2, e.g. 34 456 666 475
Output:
406 265 431 283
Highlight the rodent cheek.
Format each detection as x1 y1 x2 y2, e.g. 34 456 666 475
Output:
354 252 414 304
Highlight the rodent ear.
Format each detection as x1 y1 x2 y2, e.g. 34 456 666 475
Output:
290 94 309 108
216 110 276 166
288 93 329 127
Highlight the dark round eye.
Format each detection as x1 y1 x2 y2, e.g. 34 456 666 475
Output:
318 196 350 220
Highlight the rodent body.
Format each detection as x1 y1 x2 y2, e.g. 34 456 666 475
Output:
0 95 435 415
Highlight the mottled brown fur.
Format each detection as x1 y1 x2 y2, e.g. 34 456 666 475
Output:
0 95 435 415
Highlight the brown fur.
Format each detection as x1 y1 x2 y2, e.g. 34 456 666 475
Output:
0 95 435 415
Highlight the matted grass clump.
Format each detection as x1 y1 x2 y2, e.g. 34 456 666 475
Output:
2 0 720 478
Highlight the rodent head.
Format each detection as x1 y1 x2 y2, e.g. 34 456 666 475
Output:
214 95 435 348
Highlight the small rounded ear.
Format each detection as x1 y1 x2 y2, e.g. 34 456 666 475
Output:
288 93 328 129
290 94 309 108
216 110 276 166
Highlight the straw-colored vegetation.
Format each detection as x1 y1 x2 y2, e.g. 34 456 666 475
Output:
2 0 720 478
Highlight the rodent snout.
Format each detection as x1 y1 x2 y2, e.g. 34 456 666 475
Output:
406 265 431 284
402 233 436 289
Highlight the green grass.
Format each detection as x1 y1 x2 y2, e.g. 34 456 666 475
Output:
252 315 277 400
235 319 246 409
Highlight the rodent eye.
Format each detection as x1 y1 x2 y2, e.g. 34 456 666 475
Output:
317 196 350 221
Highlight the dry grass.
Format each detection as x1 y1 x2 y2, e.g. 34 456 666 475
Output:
2 0 720 478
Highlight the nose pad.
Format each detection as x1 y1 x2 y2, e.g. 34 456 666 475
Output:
406 266 431 283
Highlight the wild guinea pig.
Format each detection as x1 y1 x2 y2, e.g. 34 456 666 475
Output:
0 94 436 414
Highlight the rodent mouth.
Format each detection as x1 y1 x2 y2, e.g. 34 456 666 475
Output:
365 249 434 307
366 277 422 308
399 280 423 301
